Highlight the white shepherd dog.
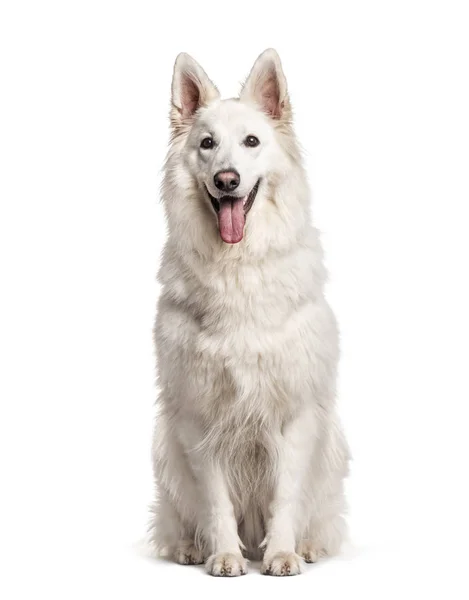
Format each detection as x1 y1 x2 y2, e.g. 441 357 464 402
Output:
151 49 350 577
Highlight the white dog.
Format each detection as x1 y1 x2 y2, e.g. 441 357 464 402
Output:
151 49 349 577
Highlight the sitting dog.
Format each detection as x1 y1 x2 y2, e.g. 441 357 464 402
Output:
151 49 349 576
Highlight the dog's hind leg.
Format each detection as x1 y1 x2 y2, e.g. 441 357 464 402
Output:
152 409 209 564
298 416 350 562
173 539 206 565
151 490 206 565
297 513 347 562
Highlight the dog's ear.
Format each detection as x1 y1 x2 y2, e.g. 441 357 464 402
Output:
171 53 220 129
240 49 290 120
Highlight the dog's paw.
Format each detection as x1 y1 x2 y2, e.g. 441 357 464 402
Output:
261 551 304 576
297 540 325 563
174 541 205 565
206 552 247 577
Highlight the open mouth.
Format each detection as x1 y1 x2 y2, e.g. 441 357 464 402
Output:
205 179 260 244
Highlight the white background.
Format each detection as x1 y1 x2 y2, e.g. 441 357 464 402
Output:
1 1 468 598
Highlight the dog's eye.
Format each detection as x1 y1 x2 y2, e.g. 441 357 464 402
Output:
244 135 260 148
200 137 214 149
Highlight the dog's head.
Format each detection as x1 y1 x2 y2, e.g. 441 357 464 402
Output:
167 50 305 250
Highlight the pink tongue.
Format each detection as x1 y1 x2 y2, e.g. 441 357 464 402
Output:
218 197 246 244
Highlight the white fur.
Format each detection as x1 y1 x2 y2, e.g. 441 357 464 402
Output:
151 49 350 576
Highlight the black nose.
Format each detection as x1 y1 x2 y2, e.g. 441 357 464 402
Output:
214 170 240 193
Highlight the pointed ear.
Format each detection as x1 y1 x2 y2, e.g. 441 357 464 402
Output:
171 53 220 128
240 49 289 120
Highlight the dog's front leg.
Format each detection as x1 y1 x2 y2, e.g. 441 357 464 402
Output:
261 407 315 576
201 464 247 576
183 421 247 577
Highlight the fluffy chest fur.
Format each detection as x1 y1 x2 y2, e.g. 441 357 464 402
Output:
156 234 338 431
